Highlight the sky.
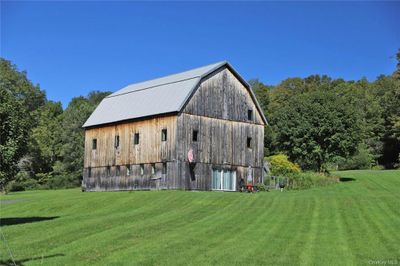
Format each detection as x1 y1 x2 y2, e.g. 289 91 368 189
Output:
1 1 399 108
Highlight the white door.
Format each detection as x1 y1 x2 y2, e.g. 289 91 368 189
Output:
212 169 236 191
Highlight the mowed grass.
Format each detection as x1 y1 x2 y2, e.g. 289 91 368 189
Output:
1 170 399 265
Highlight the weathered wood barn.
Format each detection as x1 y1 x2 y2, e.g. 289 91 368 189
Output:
82 61 267 191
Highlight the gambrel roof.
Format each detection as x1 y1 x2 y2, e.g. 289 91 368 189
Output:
83 61 267 128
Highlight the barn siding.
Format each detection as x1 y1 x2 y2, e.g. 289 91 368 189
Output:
83 66 265 192
177 113 264 167
84 115 177 168
183 67 264 125
176 113 264 190
83 115 179 191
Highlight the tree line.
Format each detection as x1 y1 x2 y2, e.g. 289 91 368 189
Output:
0 58 111 191
1 51 399 191
252 49 400 171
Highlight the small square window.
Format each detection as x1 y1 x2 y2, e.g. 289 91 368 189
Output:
151 163 155 175
140 164 144 176
92 139 97 150
126 165 131 176
106 166 111 177
162 163 167 175
247 137 252 149
161 129 167 141
134 133 139 145
116 166 121 176
248 109 253 121
193 130 198 142
115 135 120 148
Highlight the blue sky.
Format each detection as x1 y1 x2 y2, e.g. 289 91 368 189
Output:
1 1 399 108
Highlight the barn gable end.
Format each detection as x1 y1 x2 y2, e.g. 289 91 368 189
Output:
183 66 265 125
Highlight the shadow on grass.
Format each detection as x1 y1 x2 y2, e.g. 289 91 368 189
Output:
339 177 356 182
0 216 59 227
0 254 64 266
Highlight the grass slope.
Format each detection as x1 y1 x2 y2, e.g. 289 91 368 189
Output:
1 170 399 265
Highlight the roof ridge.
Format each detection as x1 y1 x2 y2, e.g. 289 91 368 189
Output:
109 61 227 97
107 76 201 99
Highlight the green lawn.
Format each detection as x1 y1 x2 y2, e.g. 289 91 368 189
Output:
1 170 399 265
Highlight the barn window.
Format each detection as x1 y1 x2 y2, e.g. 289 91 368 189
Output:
92 139 97 150
248 109 253 121
193 130 198 142
115 135 120 148
161 129 167 141
88 167 92 178
151 163 156 175
126 165 131 176
247 137 252 149
134 133 139 145
116 166 121 176
162 163 167 175
140 164 144 176
106 166 111 177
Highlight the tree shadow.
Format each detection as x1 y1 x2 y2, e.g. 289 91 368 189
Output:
0 216 59 227
339 177 356 182
0 254 65 266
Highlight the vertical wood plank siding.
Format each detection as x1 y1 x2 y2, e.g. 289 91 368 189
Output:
83 116 179 191
83 66 265 191
183 68 264 125
178 67 265 190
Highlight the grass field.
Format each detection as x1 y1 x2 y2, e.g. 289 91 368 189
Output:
1 170 399 265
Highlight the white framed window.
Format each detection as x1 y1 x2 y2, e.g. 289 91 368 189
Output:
126 165 131 176
212 169 236 191
140 164 144 176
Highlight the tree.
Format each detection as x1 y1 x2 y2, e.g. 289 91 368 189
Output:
0 58 46 190
393 49 400 79
29 101 63 175
372 75 400 167
56 91 111 185
0 59 46 114
272 89 363 171
0 89 31 190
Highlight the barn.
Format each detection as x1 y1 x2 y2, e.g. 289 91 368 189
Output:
82 61 267 191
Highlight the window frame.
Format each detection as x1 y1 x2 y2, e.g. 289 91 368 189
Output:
106 166 111 177
247 137 252 149
126 165 131 176
92 139 97 150
162 162 167 175
140 164 144 176
192 130 198 142
115 135 120 149
134 133 139 145
211 169 236 191
161 129 167 142
116 166 121 176
248 109 253 121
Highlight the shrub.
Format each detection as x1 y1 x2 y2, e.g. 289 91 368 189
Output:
266 154 301 176
255 183 267 191
287 172 338 190
5 171 40 192
338 144 374 170
7 181 25 192
43 174 80 189
6 178 40 192
371 165 385 170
